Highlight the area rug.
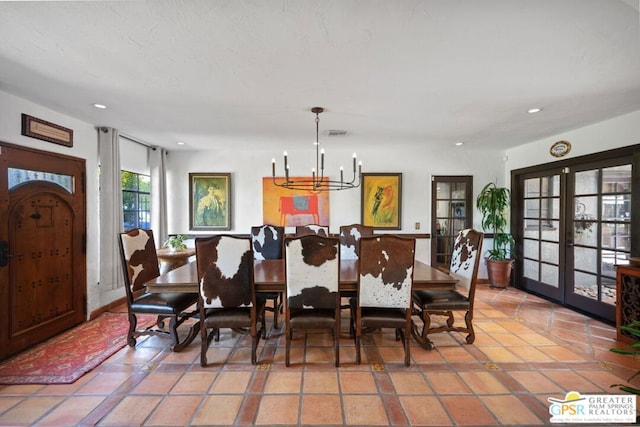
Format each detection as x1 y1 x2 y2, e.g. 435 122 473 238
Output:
0 312 154 385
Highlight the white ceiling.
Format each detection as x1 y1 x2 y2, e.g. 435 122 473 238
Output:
0 0 639 152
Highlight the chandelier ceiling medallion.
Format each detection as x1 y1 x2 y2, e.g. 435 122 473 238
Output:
271 107 362 192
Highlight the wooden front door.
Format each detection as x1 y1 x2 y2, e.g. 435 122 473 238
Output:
0 142 86 360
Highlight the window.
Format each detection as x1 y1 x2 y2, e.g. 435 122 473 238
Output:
122 170 150 231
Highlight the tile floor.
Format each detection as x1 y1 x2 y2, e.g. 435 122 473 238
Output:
1 284 639 426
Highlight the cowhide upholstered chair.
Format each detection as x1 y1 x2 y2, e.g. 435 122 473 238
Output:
195 235 266 366
339 223 374 260
353 235 416 366
118 229 198 350
412 228 483 348
251 224 285 331
284 235 341 367
295 224 329 237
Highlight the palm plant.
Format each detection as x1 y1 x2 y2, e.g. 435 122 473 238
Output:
476 182 514 260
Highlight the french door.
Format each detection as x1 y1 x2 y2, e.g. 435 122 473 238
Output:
513 147 637 323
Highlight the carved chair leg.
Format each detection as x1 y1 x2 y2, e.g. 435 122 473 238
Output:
127 313 138 347
465 310 475 344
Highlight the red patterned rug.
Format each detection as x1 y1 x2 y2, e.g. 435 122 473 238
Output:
0 312 154 385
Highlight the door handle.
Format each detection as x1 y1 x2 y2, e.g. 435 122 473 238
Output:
0 241 23 267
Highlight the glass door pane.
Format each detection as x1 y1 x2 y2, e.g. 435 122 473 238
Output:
431 176 472 270
520 173 563 300
566 164 631 318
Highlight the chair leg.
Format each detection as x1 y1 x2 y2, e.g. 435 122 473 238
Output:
251 333 259 365
464 310 475 344
355 334 361 365
127 313 138 347
334 327 340 367
285 329 292 367
167 316 181 350
272 295 279 329
200 329 209 368
404 325 411 367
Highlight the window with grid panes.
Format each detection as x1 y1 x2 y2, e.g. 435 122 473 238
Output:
122 170 150 231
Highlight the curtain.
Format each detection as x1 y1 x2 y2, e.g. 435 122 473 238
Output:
98 127 125 290
150 147 168 246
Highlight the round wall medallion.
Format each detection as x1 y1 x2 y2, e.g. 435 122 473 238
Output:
550 140 571 157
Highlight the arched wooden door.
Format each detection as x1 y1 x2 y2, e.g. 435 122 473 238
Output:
0 142 86 360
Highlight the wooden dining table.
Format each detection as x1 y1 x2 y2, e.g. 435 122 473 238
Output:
146 259 457 293
145 259 457 351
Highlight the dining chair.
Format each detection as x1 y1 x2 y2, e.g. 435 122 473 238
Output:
251 224 285 331
295 224 329 236
338 224 375 324
412 228 483 348
118 228 198 351
339 223 374 260
195 235 266 366
352 235 415 366
284 234 341 367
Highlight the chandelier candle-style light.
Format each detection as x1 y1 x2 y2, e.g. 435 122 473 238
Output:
271 107 362 191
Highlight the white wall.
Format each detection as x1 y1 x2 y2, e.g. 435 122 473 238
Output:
506 111 640 172
165 142 505 264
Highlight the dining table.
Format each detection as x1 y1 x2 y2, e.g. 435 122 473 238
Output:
145 259 457 351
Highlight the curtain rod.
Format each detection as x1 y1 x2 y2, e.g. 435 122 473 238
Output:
119 132 157 151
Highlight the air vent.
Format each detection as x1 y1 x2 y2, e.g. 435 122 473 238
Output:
326 130 349 137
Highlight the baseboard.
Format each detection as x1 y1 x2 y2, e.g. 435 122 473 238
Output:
90 296 126 320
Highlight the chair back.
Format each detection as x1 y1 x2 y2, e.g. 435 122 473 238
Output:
449 229 484 294
358 235 415 309
195 235 255 309
339 224 374 260
251 224 284 260
285 235 340 310
295 224 329 236
118 229 160 300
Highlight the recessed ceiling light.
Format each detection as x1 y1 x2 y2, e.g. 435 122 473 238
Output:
527 108 542 114
93 103 107 109
455 142 464 146
177 141 185 145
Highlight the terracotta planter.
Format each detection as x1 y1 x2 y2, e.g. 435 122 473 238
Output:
486 258 513 288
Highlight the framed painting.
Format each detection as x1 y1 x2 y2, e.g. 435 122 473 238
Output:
189 173 232 230
262 177 330 227
361 173 402 230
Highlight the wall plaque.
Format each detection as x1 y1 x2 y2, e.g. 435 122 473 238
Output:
21 114 73 147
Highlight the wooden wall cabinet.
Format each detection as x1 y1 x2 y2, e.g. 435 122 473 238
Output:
616 264 640 343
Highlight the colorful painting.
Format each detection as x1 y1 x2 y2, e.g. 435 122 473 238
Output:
189 173 231 230
361 173 402 230
262 177 330 227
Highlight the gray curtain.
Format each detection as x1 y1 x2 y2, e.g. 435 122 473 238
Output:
98 127 125 290
150 147 168 246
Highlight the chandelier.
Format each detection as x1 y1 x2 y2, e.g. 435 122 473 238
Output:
271 107 362 191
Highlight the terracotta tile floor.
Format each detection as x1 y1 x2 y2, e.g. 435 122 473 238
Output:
1 284 639 426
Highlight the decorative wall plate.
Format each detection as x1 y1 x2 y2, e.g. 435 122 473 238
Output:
550 140 571 157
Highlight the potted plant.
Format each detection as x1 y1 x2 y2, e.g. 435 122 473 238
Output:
476 182 515 288
163 234 188 252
